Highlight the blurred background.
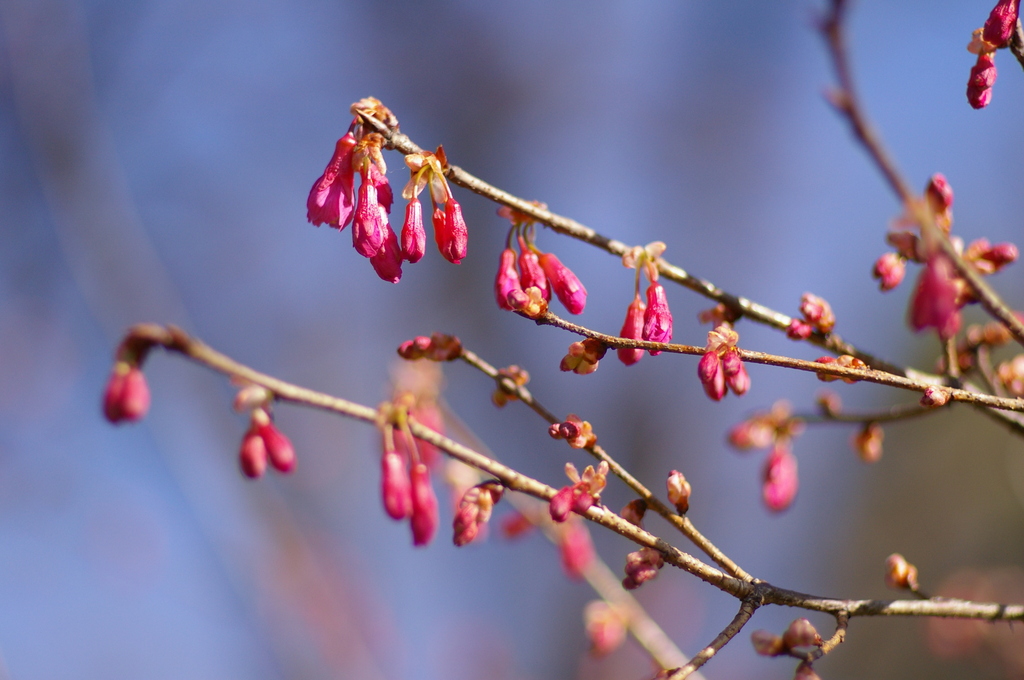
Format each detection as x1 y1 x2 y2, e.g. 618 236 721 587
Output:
1 0 1022 678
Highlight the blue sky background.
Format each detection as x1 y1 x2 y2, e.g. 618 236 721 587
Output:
1 1 1022 679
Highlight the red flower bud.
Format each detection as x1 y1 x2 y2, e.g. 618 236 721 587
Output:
539 252 587 315
494 248 523 311
409 463 438 546
517 236 550 301
873 252 906 291
369 224 403 283
722 349 750 396
549 485 575 523
381 450 412 520
352 180 385 257
618 295 646 366
437 198 468 264
103 362 151 424
698 351 726 401
910 253 962 340
641 282 673 353
257 421 296 473
762 444 798 512
306 133 356 228
967 51 997 109
239 427 268 479
983 0 1021 47
400 198 426 263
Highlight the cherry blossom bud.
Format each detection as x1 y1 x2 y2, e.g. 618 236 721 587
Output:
698 351 726 401
921 385 953 406
103 362 151 424
307 133 356 228
783 618 822 649
559 520 594 579
381 450 412 520
666 470 691 514
550 415 598 449
722 349 750 396
367 164 392 213
369 224 403 283
926 173 954 214
762 444 798 512
852 422 884 463
257 420 296 473
507 286 548 319
453 482 503 546
400 197 426 263
983 0 1021 47
641 282 673 354
873 252 906 290
409 463 439 546
584 601 626 657
622 547 663 590
560 339 607 375
793 662 822 680
494 248 522 311
620 499 647 527
618 295 646 366
884 553 920 591
239 427 268 479
517 236 550 301
800 293 835 333
352 180 386 257
910 253 962 339
786 319 813 340
539 252 587 315
438 198 468 264
549 485 575 523
967 51 997 109
751 630 786 656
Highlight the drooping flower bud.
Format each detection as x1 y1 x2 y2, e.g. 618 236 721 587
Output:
584 601 626 657
369 224 404 283
438 198 468 264
762 444 798 512
641 282 673 354
103 362 151 424
873 252 906 290
257 420 296 473
517 236 550 302
967 51 997 109
983 0 1022 47
453 482 503 546
400 197 426 263
852 422 884 463
381 450 412 520
698 351 726 401
722 349 750 396
494 248 523 311
910 253 962 340
306 133 357 228
352 180 385 257
539 252 587 315
409 463 439 546
618 295 646 366
239 426 268 479
666 470 692 514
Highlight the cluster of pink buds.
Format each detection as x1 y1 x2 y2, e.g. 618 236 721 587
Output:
786 293 836 340
397 332 463 362
103 335 154 424
751 618 823 657
378 409 439 546
233 383 296 478
560 338 607 375
306 98 470 282
617 242 673 365
548 414 597 449
965 0 1021 108
548 461 608 522
884 553 921 592
698 325 749 401
622 547 664 590
583 601 626 657
729 401 805 512
452 481 504 546
494 206 587 317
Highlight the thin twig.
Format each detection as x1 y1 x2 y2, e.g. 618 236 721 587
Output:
797 402 933 425
665 598 760 680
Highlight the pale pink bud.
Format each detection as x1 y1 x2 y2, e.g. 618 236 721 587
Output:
641 282 673 354
666 470 691 513
698 351 726 401
786 319 813 340
517 236 550 301
852 422 884 463
494 248 522 311
352 180 385 257
783 618 822 649
400 198 426 262
910 253 962 340
306 133 356 228
622 547 663 590
722 349 750 396
257 421 296 473
967 52 997 109
873 252 905 290
762 445 798 512
983 0 1021 47
409 463 439 546
239 427 268 479
559 520 594 579
369 224 403 283
800 293 835 333
381 450 412 520
751 630 785 656
438 198 468 264
539 252 587 315
584 601 626 657
103 362 151 424
884 553 920 591
618 295 646 366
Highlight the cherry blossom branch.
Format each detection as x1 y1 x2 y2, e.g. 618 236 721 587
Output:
665 598 760 680
821 0 1024 349
458 347 752 581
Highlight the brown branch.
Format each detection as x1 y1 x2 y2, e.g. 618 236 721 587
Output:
665 598 760 680
798 402 933 425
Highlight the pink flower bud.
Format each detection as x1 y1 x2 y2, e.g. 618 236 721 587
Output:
618 295 646 366
494 248 523 311
620 499 647 527
852 422 883 463
507 286 548 318
559 520 594 579
873 252 906 291
800 293 835 333
622 547 663 590
910 253 962 340
983 0 1021 47
762 445 798 512
306 133 356 228
783 618 822 649
584 601 626 657
400 198 426 263
549 485 575 523
367 163 392 214
884 552 920 591
352 180 385 257
786 319 813 340
453 483 503 546
239 427 268 479
103 362 151 424
539 252 587 315
641 282 673 354
409 463 438 546
381 450 412 520
369 224 403 283
666 470 691 513
926 173 954 213
722 349 750 396
698 351 726 401
920 385 952 408
257 421 296 473
517 236 550 301
437 198 468 264
751 630 786 656
967 51 997 109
